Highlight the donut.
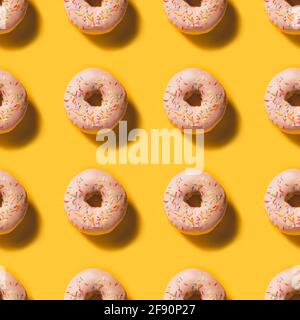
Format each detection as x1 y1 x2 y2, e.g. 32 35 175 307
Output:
64 0 128 35
64 169 127 235
163 169 227 235
265 266 300 300
0 0 28 34
265 68 300 134
163 0 227 35
64 68 127 135
0 170 28 235
164 268 226 300
0 69 28 134
64 268 126 300
163 68 227 131
0 268 26 300
264 0 300 34
265 169 300 235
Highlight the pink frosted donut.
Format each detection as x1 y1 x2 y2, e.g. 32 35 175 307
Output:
163 0 227 35
0 170 28 235
164 269 226 300
64 68 127 135
0 0 28 34
0 69 28 134
265 266 300 300
64 268 126 300
64 0 128 34
0 268 26 300
264 0 300 34
163 68 227 131
265 68 300 134
163 169 227 235
265 169 300 235
64 169 127 235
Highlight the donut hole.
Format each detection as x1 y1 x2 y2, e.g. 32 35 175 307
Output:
184 91 202 107
286 192 300 207
0 193 2 207
85 290 102 300
286 91 300 106
0 92 3 107
85 0 103 7
184 191 202 208
185 291 202 300
184 0 202 7
286 0 300 6
85 90 103 107
84 191 102 208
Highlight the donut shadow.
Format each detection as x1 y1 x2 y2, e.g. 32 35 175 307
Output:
284 234 300 248
283 20 300 48
0 2 40 48
0 202 40 249
284 132 300 147
84 202 139 249
183 202 239 249
285 35 300 47
204 101 239 148
0 101 40 149
86 100 139 147
85 2 139 49
184 2 239 48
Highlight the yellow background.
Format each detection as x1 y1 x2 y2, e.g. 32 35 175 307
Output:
1 0 300 300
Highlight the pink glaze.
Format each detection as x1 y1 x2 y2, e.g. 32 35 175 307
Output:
64 268 126 300
265 169 300 235
164 268 226 300
265 266 300 300
64 169 127 235
163 68 227 131
0 0 28 34
64 68 127 135
163 0 227 34
265 0 300 34
0 170 28 235
0 69 28 134
0 268 26 300
163 169 227 235
64 0 128 34
265 68 300 134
